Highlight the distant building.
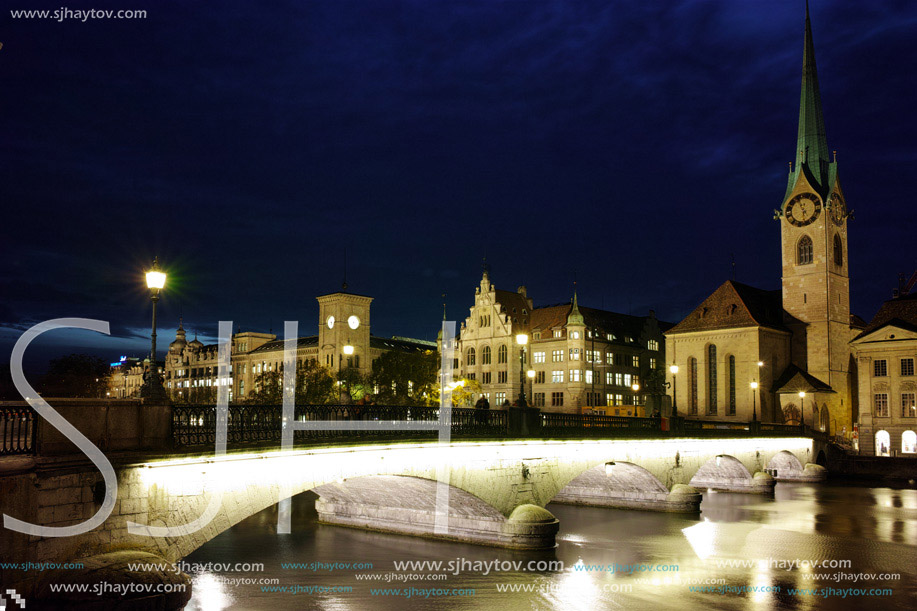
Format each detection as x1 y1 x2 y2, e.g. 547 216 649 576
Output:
109 289 434 402
450 269 669 415
851 292 917 456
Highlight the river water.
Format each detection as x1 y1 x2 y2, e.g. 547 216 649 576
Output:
182 482 917 610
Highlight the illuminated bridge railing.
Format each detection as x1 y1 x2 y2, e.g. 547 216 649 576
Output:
1 405 36 456
172 404 509 448
540 412 662 438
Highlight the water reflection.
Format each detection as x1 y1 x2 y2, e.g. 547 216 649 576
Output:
183 483 917 610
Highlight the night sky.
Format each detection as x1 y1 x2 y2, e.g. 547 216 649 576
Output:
2 0 916 372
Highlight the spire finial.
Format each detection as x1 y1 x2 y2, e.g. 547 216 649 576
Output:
795 0 829 190
442 293 447 321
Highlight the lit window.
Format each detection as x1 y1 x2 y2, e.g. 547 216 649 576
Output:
553 330 563 338
606 352 614 364
570 348 580 361
552 350 564 362
495 392 506 405
571 331 580 339
552 370 564 383
585 369 593 384
647 339 659 351
570 370 581 382
874 393 889 417
632 355 639 367
533 351 545 364
902 393 916 418
606 372 614 385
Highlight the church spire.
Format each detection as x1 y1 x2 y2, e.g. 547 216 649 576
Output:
567 290 585 326
794 0 829 191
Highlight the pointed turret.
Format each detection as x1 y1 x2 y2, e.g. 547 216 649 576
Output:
567 292 585 326
786 1 834 199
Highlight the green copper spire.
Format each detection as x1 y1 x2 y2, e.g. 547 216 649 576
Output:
567 291 584 326
794 1 829 191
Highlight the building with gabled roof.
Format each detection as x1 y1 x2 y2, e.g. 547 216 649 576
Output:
851 292 917 455
665 6 861 434
451 268 669 415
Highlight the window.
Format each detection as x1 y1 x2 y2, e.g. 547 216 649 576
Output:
874 393 889 417
606 372 614 385
570 331 580 339
495 392 506 405
533 351 545 364
585 369 593 384
688 357 698 415
874 360 887 377
569 348 580 361
648 340 659 351
606 352 614 365
875 430 890 456
650 357 658 369
482 345 492 365
551 392 564 407
623 373 632 387
902 358 915 377
533 332 541 340
552 370 564 383
902 393 916 418
552 350 564 363
535 371 545 384
586 350 598 363
553 330 563 338
533 393 545 407
797 235 813 265
727 355 736 416
498 371 507 384
632 355 639 367
707 345 718 414
482 372 491 384
833 234 843 267
607 333 615 341
615 373 624 386
497 344 508 364
570 370 581 382
467 373 475 380
467 347 476 366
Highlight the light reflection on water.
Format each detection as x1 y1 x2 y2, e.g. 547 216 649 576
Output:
182 483 917 610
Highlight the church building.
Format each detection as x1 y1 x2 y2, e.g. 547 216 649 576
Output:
665 6 861 437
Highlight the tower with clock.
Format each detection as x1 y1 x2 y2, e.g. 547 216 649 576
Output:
779 3 853 427
317 287 373 379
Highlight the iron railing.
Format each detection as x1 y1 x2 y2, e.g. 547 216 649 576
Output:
1 405 36 455
541 412 662 438
172 404 508 448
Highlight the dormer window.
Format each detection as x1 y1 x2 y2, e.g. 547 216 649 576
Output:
553 330 563 338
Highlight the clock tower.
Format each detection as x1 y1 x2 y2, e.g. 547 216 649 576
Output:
317 288 373 379
779 3 852 427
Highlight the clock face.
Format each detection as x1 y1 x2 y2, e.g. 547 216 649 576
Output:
326 315 335 329
348 315 360 329
785 192 822 227
829 193 846 225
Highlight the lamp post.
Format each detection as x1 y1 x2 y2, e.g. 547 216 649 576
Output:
631 382 641 416
798 391 806 430
140 258 167 400
341 344 354 400
750 381 758 422
527 368 536 407
515 334 528 408
669 364 679 418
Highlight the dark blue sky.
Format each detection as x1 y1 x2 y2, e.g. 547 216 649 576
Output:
2 0 916 371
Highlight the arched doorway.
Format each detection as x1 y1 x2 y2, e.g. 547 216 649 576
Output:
875 430 891 457
902 431 917 455
819 404 829 433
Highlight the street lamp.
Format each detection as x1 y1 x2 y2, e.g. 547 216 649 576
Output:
631 382 641 415
527 368 536 407
798 391 806 429
669 364 679 418
140 257 168 400
750 381 758 422
516 333 528 408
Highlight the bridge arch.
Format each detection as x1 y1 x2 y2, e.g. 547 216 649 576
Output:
689 455 773 493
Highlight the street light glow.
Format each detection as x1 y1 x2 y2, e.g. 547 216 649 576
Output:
146 270 166 290
527 369 536 379
750 381 758 389
516 333 528 345
798 391 806 399
632 383 640 392
669 364 679 375
343 345 354 355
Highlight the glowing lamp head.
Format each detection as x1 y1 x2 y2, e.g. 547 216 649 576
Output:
527 369 536 379
631 383 640 392
750 381 758 390
669 364 679 375
343 345 354 355
146 258 166 290
516 333 528 346
798 391 806 399
757 361 764 367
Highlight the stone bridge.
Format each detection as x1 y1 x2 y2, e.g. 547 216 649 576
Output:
0 399 827 603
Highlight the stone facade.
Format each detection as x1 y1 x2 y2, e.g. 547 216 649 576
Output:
109 290 434 403
850 293 917 456
451 271 668 415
